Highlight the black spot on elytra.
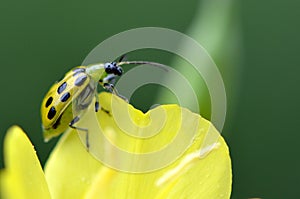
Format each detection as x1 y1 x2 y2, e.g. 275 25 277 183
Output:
47 106 56 120
74 75 87 86
57 82 67 94
60 92 70 102
45 97 53 108
52 115 62 129
73 68 86 76
73 68 86 74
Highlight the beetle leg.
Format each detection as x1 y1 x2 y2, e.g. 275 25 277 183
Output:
69 116 89 150
94 94 99 112
103 83 128 102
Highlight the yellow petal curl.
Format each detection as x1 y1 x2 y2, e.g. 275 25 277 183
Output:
45 92 232 199
0 126 51 199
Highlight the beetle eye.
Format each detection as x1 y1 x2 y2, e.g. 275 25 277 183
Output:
104 63 113 73
115 67 123 76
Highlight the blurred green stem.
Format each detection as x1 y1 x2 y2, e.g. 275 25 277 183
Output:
155 0 242 122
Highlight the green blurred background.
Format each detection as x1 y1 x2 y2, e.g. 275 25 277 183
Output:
1 0 299 198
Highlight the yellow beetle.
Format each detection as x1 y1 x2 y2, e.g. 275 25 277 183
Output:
41 56 166 149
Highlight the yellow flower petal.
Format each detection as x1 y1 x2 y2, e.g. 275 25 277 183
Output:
45 92 231 199
0 126 51 199
44 129 111 199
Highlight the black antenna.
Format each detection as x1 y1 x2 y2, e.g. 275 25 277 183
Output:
118 54 127 62
118 60 168 72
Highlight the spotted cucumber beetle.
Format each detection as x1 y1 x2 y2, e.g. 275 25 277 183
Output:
41 55 166 149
